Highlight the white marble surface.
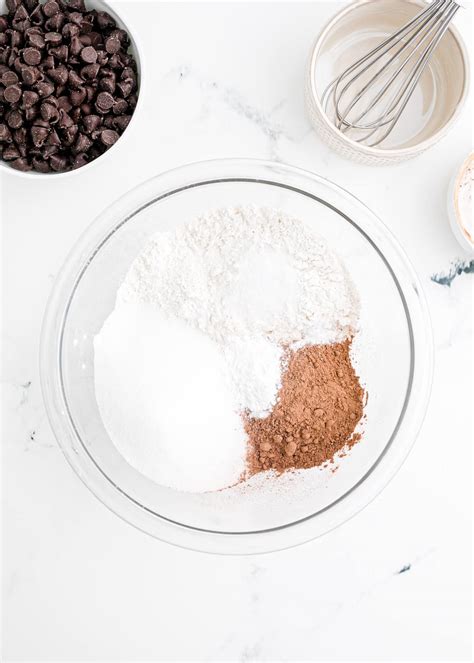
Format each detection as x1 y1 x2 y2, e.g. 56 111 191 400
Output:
1 1 473 661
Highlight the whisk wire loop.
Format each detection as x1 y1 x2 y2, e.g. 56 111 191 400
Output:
322 0 460 146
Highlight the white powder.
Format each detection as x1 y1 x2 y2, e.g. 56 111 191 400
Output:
94 206 360 493
94 302 246 493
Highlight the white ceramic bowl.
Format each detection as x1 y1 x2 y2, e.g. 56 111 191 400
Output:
305 0 470 166
0 0 144 178
447 152 473 253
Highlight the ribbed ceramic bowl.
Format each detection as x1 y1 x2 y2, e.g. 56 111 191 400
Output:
40 159 433 554
0 0 143 178
305 0 469 165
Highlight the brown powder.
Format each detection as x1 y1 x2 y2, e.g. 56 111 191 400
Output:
245 339 365 475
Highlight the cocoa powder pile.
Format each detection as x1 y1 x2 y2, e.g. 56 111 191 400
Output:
245 340 364 475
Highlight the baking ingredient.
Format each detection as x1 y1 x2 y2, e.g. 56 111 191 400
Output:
94 301 246 493
0 0 138 173
95 205 362 493
119 205 360 418
246 340 364 474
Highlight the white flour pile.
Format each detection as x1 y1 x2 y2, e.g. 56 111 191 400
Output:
94 206 360 493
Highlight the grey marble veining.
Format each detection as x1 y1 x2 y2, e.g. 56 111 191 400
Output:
431 258 474 287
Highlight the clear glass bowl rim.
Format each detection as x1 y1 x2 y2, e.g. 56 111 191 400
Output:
40 158 433 555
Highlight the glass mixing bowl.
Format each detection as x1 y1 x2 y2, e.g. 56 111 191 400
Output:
40 159 433 554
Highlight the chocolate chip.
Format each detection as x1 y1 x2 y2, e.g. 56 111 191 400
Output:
80 45 97 64
31 124 48 146
21 66 39 85
2 143 20 160
62 23 79 39
35 79 55 98
62 123 78 144
71 151 88 169
84 85 94 102
110 29 128 45
79 34 92 47
107 53 121 70
88 32 103 48
102 115 116 129
0 123 13 142
100 128 118 146
117 79 133 99
24 0 40 12
43 1 60 17
11 31 23 49
13 126 27 145
24 105 38 121
82 113 100 133
45 32 62 45
69 106 81 122
30 5 45 26
69 36 81 57
104 36 120 54
28 32 45 49
45 13 65 32
6 109 22 128
121 67 136 83
12 5 28 24
81 62 99 80
113 99 128 115
41 54 55 69
22 90 39 109
41 143 58 158
32 156 50 172
95 91 114 112
46 127 60 145
112 114 131 131
49 44 68 61
96 11 115 30
1 70 19 86
10 156 31 171
40 101 59 123
57 95 72 112
96 50 108 66
68 0 87 12
49 65 68 85
49 153 67 171
73 132 92 153
58 107 73 127
4 84 21 104
68 11 83 26
99 74 115 94
67 69 82 89
23 47 41 66
69 86 86 106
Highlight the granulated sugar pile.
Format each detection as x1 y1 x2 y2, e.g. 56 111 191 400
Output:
94 206 364 493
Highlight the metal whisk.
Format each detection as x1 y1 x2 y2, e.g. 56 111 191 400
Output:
321 0 461 147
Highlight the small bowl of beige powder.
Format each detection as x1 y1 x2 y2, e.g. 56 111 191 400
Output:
448 153 474 253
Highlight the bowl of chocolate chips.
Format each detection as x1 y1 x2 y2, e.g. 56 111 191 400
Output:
0 0 141 175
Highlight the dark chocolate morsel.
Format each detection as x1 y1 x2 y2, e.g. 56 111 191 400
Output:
10 156 32 171
23 47 41 66
100 128 119 146
4 84 22 104
6 108 23 128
